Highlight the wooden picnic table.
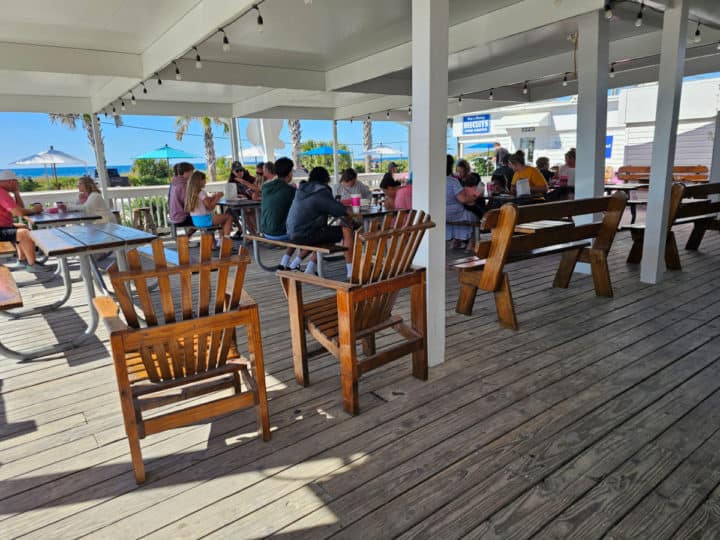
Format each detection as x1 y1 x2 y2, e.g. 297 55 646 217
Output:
514 220 574 234
604 183 649 223
0 223 156 361
24 210 101 229
219 198 261 243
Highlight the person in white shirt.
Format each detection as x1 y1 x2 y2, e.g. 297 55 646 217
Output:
334 168 372 200
184 170 233 237
68 176 115 223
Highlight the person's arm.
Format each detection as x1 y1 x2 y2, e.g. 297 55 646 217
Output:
9 205 40 218
531 170 549 194
10 187 25 209
455 189 479 205
361 183 372 199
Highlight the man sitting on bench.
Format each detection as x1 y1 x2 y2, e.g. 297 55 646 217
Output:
261 157 312 271
286 166 355 279
0 174 48 274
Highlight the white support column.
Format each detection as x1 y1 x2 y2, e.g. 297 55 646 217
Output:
575 10 609 200
641 0 689 284
229 117 240 162
710 112 720 184
259 119 270 162
332 120 340 183
411 0 449 366
90 114 109 200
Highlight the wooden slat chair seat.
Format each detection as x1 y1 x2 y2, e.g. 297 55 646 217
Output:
624 182 720 269
278 210 435 415
453 192 627 330
94 234 270 484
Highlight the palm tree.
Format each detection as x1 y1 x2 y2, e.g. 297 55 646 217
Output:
289 119 302 166
175 117 229 182
363 119 373 172
48 113 122 186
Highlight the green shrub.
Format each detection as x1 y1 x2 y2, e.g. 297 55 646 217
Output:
18 177 40 192
130 175 169 187
131 159 171 179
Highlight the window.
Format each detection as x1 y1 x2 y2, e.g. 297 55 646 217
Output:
519 137 535 162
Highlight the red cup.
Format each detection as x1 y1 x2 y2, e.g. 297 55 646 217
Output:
55 201 67 212
350 194 361 210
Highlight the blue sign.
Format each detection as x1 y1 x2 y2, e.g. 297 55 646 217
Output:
463 114 490 135
605 135 613 158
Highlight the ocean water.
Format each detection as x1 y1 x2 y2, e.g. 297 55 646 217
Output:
7 162 209 179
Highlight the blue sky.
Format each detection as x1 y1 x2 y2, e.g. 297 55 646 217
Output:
0 113 451 167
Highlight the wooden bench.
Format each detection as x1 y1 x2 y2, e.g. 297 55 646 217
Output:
452 192 627 330
623 182 720 269
137 244 198 266
0 266 22 310
245 234 347 278
0 241 15 260
617 165 709 184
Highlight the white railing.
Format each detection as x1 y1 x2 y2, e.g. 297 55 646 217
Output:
20 173 386 230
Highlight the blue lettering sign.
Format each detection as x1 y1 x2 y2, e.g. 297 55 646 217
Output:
463 114 491 135
605 135 613 158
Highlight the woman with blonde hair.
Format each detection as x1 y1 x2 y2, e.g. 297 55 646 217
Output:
68 176 115 223
185 170 232 237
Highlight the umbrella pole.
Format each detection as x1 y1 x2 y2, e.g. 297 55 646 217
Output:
52 163 58 189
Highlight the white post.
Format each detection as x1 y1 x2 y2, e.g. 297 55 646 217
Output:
259 119 270 162
411 0 449 366
641 0 689 284
332 120 340 183
575 10 609 200
90 114 109 200
229 117 240 162
710 112 720 184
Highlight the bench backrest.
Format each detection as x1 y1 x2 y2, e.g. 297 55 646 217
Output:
477 192 627 290
108 235 250 383
673 182 720 220
681 182 720 200
617 166 649 182
617 165 709 183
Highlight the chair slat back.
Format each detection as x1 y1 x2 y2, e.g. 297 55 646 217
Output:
349 211 434 331
108 235 250 383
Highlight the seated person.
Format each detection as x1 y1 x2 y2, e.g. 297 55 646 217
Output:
260 157 313 273
169 162 195 231
67 176 115 223
228 161 260 236
493 154 515 188
262 161 275 185
335 168 372 201
394 174 413 210
508 150 548 197
455 158 471 185
446 155 481 251
487 172 509 196
461 172 486 218
286 167 355 279
557 148 576 189
535 157 554 183
0 173 48 273
380 162 402 209
185 171 233 239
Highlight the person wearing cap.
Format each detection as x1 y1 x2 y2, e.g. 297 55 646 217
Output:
0 171 49 273
227 161 260 237
379 162 402 210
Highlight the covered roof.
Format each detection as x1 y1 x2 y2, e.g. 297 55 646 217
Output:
0 0 719 119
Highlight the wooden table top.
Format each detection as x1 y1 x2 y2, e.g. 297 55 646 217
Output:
30 223 156 257
0 266 23 310
514 220 575 234
350 206 398 219
24 210 101 227
604 183 649 191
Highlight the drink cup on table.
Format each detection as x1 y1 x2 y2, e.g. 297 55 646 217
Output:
55 201 67 212
32 202 43 213
351 194 361 212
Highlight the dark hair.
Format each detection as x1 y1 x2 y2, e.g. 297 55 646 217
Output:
308 166 331 184
446 154 455 177
536 156 550 169
340 167 358 183
464 172 481 187
456 159 470 176
565 148 576 161
508 150 526 167
491 173 507 191
500 153 510 166
264 161 275 175
274 157 294 178
175 162 194 176
256 162 264 169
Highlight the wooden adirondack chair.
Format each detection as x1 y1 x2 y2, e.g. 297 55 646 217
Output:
94 235 270 484
278 211 435 415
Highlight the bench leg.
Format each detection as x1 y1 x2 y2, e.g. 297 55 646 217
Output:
494 272 518 330
553 248 582 289
589 248 613 297
455 273 479 316
361 335 376 356
630 204 637 224
685 220 708 250
286 279 310 387
410 280 428 381
665 231 682 270
252 240 277 273
627 229 644 264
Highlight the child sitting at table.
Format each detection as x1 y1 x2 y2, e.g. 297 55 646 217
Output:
461 172 486 218
184 170 233 239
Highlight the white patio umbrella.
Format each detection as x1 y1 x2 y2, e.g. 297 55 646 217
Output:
360 145 404 168
10 145 87 184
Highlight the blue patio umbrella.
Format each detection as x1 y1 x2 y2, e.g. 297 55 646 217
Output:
136 144 197 160
464 142 495 152
300 145 350 156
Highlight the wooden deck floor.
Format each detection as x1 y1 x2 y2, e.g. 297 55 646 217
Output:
2 221 720 539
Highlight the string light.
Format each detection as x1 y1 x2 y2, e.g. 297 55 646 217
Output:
489 88 494 100
604 2 613 20
156 73 162 85
458 94 463 103
408 106 412 116
693 22 702 44
562 73 568 87
141 82 148 94
717 41 720 51
220 28 231 52
254 5 264 33
130 91 136 105
103 109 108 118
173 61 182 81
386 110 390 118
635 2 644 28
522 81 528 95
193 46 202 69
120 99 126 111
112 105 117 116
367 114 371 120
609 63 616 78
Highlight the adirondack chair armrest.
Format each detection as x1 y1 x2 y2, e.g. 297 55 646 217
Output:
276 269 356 292
93 296 128 334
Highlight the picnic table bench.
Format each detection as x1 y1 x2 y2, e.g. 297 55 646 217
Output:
616 165 709 183
624 182 720 269
451 192 627 330
0 241 14 259
245 234 347 277
0 266 22 310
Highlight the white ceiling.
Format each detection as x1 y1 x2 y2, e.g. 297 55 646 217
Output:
0 0 718 117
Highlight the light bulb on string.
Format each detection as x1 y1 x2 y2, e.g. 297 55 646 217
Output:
220 28 231 52
522 81 528 95
141 82 148 94
562 73 568 87
408 106 412 116
120 99 126 111
386 110 390 118
173 61 182 80
609 63 616 78
112 105 117 116
254 5 264 33
156 73 162 85
103 109 108 118
717 41 720 51
130 92 136 105
193 47 202 69
488 88 494 100
604 2 613 20
635 2 644 27
693 22 702 44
